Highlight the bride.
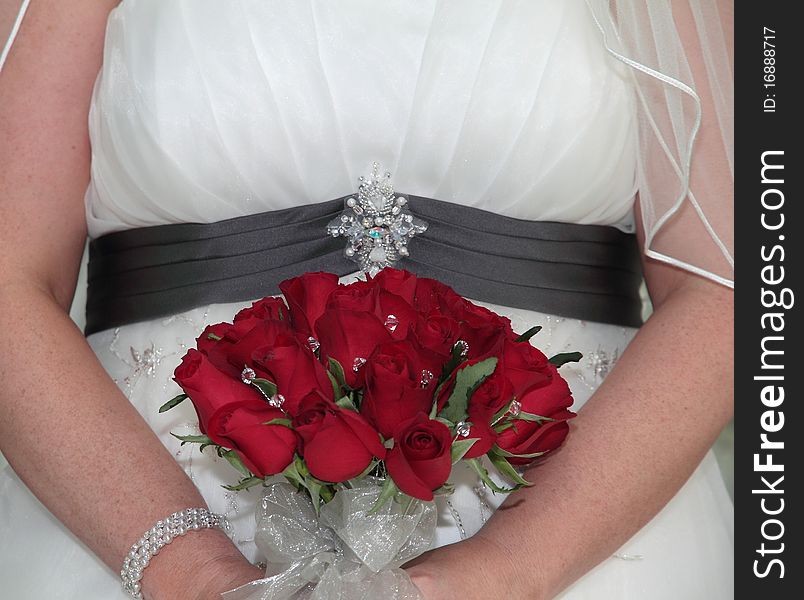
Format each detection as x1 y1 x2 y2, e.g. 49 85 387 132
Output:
0 1 733 599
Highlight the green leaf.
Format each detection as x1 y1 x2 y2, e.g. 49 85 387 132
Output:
207 332 222 341
263 418 294 428
335 395 358 411
252 377 278 398
515 326 542 343
327 371 342 400
491 445 546 460
435 417 455 429
433 483 456 496
369 477 398 514
170 432 214 446
451 438 479 463
305 478 324 516
548 352 583 368
488 452 533 487
159 393 188 413
439 358 498 424
282 458 305 490
222 476 264 492
466 458 518 494
490 398 516 425
328 358 347 389
221 449 252 477
493 421 517 434
516 411 557 424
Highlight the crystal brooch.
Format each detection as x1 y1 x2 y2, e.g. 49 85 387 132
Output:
327 162 428 276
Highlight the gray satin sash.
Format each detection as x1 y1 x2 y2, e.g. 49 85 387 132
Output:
85 196 643 335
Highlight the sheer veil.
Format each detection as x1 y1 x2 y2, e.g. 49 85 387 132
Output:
585 0 734 287
2 0 734 287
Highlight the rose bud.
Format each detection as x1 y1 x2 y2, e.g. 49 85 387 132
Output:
292 392 386 482
207 403 297 477
201 318 291 378
173 349 264 440
386 413 453 501
462 369 515 459
371 268 419 304
413 277 463 315
233 297 289 327
499 338 552 398
495 408 574 466
360 340 437 438
315 308 393 388
496 364 575 465
412 310 461 359
279 272 340 336
325 280 377 313
250 331 334 415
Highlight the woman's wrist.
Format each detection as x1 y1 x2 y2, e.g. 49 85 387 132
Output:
407 534 546 600
140 528 262 600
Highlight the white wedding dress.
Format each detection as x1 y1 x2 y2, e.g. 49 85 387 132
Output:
0 1 733 598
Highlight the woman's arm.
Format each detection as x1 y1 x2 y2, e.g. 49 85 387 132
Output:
408 262 733 599
407 1 734 596
0 3 261 598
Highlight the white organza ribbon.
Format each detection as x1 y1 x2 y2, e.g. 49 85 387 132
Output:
223 480 435 600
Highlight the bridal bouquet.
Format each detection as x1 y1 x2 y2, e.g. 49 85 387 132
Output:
163 268 578 599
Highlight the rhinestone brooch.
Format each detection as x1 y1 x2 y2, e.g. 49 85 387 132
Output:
327 162 428 276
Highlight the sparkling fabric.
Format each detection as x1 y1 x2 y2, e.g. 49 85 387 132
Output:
223 480 432 599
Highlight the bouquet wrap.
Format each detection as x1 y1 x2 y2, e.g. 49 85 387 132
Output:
223 479 432 600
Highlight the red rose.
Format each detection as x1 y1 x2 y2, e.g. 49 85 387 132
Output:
201 318 291 378
325 280 376 312
518 363 574 415
279 272 339 336
208 403 297 477
196 322 233 356
292 392 386 482
412 310 461 358
233 297 289 326
462 369 515 459
413 277 463 315
360 340 437 438
499 338 552 398
173 349 262 440
386 413 453 501
496 365 575 465
450 297 515 338
371 268 418 304
250 332 334 415
315 308 393 388
495 408 574 466
374 288 418 341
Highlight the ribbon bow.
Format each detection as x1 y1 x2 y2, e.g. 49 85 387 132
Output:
223 480 435 600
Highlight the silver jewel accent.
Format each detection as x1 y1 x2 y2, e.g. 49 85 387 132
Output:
509 399 522 417
307 336 321 353
269 393 286 409
455 421 471 438
454 340 469 358
588 347 620 380
384 314 399 332
241 366 257 384
327 162 428 276
352 357 367 373
420 370 434 388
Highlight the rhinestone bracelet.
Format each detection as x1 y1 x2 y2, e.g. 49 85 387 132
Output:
120 508 230 599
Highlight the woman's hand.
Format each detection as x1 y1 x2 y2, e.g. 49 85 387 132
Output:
406 535 545 600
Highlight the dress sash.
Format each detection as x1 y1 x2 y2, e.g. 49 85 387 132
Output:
85 196 643 335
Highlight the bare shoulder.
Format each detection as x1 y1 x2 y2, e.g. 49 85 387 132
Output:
0 0 119 309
